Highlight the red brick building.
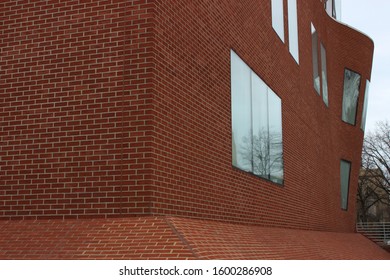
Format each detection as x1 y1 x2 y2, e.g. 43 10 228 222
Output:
1 0 389 259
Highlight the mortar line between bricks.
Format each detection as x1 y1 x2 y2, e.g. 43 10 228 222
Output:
163 217 200 259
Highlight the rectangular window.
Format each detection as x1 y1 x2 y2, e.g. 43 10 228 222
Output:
361 80 370 131
271 0 285 42
342 69 361 125
231 50 252 172
267 89 284 184
231 50 284 184
251 72 269 178
320 43 328 106
287 0 299 63
340 160 351 210
311 23 320 95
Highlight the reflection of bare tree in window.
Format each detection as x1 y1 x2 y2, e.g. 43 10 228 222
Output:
239 129 283 183
342 69 361 124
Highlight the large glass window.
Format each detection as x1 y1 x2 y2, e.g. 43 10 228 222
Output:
231 50 284 184
342 69 361 125
340 160 351 210
311 24 320 95
287 0 299 63
271 0 284 42
361 80 370 131
320 43 328 106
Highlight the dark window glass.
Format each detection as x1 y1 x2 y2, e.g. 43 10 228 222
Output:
342 69 361 125
340 160 351 210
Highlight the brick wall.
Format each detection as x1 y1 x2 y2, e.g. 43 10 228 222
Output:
0 0 155 218
1 0 374 232
149 0 373 232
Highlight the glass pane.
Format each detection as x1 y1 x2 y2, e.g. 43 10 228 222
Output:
324 0 333 18
288 0 299 63
268 89 284 184
334 0 341 20
361 80 370 131
272 0 284 42
311 23 320 95
342 69 361 125
340 160 351 210
251 73 269 178
231 50 252 172
321 43 328 106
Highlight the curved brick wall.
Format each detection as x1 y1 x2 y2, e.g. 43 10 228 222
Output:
149 0 373 232
1 0 373 233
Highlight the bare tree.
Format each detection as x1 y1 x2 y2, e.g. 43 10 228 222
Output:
240 129 283 183
357 121 390 223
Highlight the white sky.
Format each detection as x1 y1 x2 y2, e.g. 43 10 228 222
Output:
342 0 390 133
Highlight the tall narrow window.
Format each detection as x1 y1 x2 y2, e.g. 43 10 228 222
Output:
340 160 351 210
231 50 252 172
231 50 284 184
342 69 361 125
311 23 320 94
271 0 284 42
311 24 329 104
251 73 270 179
288 0 299 63
361 80 370 131
268 89 283 184
320 43 328 106
271 0 299 62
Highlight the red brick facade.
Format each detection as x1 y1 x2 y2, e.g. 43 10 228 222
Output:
0 0 374 234
1 0 155 218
